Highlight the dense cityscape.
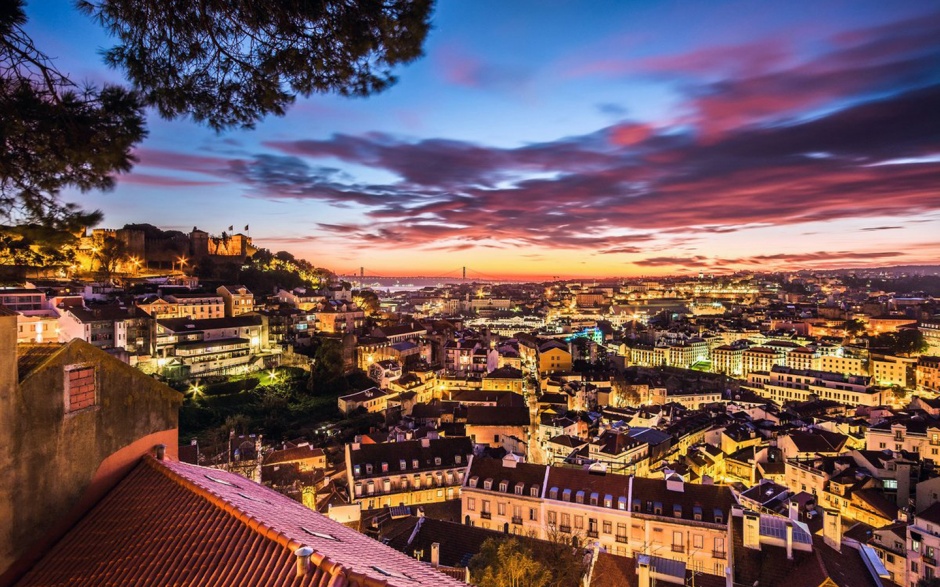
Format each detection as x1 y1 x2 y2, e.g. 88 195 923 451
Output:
3 1 940 586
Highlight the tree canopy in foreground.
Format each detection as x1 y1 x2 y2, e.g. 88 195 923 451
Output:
1 0 433 240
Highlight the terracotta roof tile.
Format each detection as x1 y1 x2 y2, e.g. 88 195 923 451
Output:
16 457 464 587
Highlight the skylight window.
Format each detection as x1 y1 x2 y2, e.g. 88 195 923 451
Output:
301 527 339 541
372 566 413 580
205 474 238 488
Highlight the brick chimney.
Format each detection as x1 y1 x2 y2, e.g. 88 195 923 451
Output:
430 542 440 567
788 500 799 522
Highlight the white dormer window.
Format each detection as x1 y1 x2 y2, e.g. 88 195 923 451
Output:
562 489 572 502
381 462 389 473
413 459 420 469
484 478 493 491
549 487 559 499
531 486 539 497
365 464 373 474
499 481 508 492
468 476 478 488
515 482 524 495
455 455 462 464
434 457 442 466
575 490 585 504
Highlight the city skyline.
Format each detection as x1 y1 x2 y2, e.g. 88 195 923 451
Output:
27 0 940 279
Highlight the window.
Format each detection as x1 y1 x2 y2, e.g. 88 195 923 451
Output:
672 531 684 553
531 486 539 497
549 487 559 499
498 502 506 516
714 537 726 558
434 457 442 466
400 459 407 471
693 534 703 550
603 521 612 534
381 462 388 473
499 481 508 492
66 365 97 412
482 500 491 514
576 490 585 504
365 464 373 474
575 515 584 529
515 482 524 495
484 479 493 490
467 497 476 511
548 511 557 526
455 455 462 464
413 459 420 469
530 508 538 522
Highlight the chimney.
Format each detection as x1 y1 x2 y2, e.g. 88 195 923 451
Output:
743 512 761 549
421 437 431 448
823 509 841 552
431 542 440 567
351 442 360 451
295 546 314 577
785 520 794 560
637 554 652 587
154 444 166 461
788 500 799 521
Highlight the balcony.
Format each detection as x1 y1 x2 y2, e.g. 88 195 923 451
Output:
672 544 685 554
512 516 523 525
615 535 628 544
587 530 599 538
713 550 727 560
924 555 937 566
559 525 572 534
481 511 492 520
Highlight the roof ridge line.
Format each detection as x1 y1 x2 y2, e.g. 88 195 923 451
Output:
143 456 350 582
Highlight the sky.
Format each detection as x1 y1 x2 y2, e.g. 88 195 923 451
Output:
26 1 940 279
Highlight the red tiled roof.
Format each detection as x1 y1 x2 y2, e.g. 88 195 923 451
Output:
264 445 326 466
15 457 463 587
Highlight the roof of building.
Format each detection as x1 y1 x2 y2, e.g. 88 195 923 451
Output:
729 513 886 587
15 456 461 587
465 405 530 426
465 456 547 497
542 467 736 525
264 445 326 466
348 437 473 477
157 315 263 332
784 429 847 453
16 343 65 381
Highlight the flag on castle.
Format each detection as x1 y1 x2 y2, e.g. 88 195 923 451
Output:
228 225 234 231
244 224 249 231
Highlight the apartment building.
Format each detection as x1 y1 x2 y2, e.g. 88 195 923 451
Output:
216 285 254 317
908 502 940 585
747 365 885 407
462 457 737 577
346 436 473 510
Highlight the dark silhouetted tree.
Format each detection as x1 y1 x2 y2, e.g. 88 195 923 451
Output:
2 0 433 251
78 0 433 131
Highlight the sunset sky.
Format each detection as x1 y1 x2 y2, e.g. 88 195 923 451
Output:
29 1 940 279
